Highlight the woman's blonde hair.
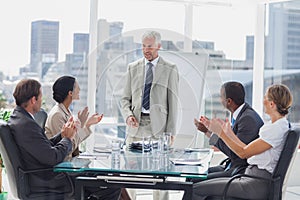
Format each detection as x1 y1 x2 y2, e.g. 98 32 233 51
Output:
267 84 293 116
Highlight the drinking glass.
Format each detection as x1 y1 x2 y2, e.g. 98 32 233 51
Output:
160 132 171 153
142 136 151 154
111 140 121 167
151 139 160 161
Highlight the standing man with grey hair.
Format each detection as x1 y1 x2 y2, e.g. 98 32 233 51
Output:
120 30 179 200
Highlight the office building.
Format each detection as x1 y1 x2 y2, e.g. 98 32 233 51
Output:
73 33 89 54
109 22 123 37
266 1 300 69
97 19 110 48
30 20 59 74
245 35 254 68
65 33 90 113
96 19 127 119
177 40 214 50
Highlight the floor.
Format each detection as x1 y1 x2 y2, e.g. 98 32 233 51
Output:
3 170 300 199
285 186 300 200
133 188 300 200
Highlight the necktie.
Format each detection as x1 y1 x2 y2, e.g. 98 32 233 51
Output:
142 62 153 110
231 117 236 127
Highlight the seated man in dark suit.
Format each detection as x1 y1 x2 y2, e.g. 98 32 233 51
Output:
9 79 120 200
194 81 264 180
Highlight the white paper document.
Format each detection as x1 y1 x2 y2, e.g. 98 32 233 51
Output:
170 158 203 166
78 152 109 159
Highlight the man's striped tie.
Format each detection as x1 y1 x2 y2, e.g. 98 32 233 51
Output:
142 62 153 110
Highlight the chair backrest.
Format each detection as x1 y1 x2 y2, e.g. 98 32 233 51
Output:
269 128 300 200
33 109 48 130
0 119 71 200
0 120 21 198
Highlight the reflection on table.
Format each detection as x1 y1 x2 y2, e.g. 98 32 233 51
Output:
55 148 213 179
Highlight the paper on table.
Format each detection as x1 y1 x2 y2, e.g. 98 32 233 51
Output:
94 147 112 153
78 152 109 159
170 158 203 166
94 148 125 154
184 148 210 153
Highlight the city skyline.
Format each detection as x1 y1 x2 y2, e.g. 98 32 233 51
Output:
0 0 256 77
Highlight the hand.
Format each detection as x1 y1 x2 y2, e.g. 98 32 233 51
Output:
222 119 232 137
77 107 89 128
74 118 81 129
194 118 208 133
85 113 104 129
61 116 77 140
170 135 175 146
126 115 138 128
200 116 224 137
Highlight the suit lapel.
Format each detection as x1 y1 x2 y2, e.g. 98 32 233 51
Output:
236 103 249 120
137 59 145 96
153 57 167 85
233 103 249 130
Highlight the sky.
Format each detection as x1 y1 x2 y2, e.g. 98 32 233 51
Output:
0 0 257 77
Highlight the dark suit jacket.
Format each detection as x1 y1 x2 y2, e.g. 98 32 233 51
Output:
210 103 264 168
9 106 73 193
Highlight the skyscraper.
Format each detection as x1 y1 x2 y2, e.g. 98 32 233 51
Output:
109 22 123 37
96 19 125 116
266 1 300 69
246 35 254 62
30 20 59 74
73 33 89 54
64 33 90 113
245 35 254 68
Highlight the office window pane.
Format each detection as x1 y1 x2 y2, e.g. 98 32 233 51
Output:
95 1 257 148
265 0 300 125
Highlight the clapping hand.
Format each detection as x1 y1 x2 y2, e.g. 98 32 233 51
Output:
61 116 77 140
194 118 208 133
85 113 104 129
77 107 89 128
199 116 225 137
222 119 232 137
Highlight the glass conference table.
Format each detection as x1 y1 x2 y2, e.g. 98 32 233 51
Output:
54 148 213 200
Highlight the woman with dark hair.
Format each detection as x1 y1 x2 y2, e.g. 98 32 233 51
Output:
189 84 293 200
45 76 103 160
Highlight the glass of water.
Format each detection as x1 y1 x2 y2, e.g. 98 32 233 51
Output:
142 136 151 154
160 132 171 153
111 140 121 168
151 139 160 161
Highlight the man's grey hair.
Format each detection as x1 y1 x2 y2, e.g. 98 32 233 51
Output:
142 30 161 45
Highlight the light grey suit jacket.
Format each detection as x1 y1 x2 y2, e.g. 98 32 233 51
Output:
120 56 179 137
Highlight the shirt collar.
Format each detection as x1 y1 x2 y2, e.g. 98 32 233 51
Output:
145 56 159 67
232 103 245 120
58 103 72 117
29 112 35 119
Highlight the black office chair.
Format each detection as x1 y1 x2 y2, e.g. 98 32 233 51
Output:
0 120 73 200
33 108 48 131
207 128 300 200
218 157 247 177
